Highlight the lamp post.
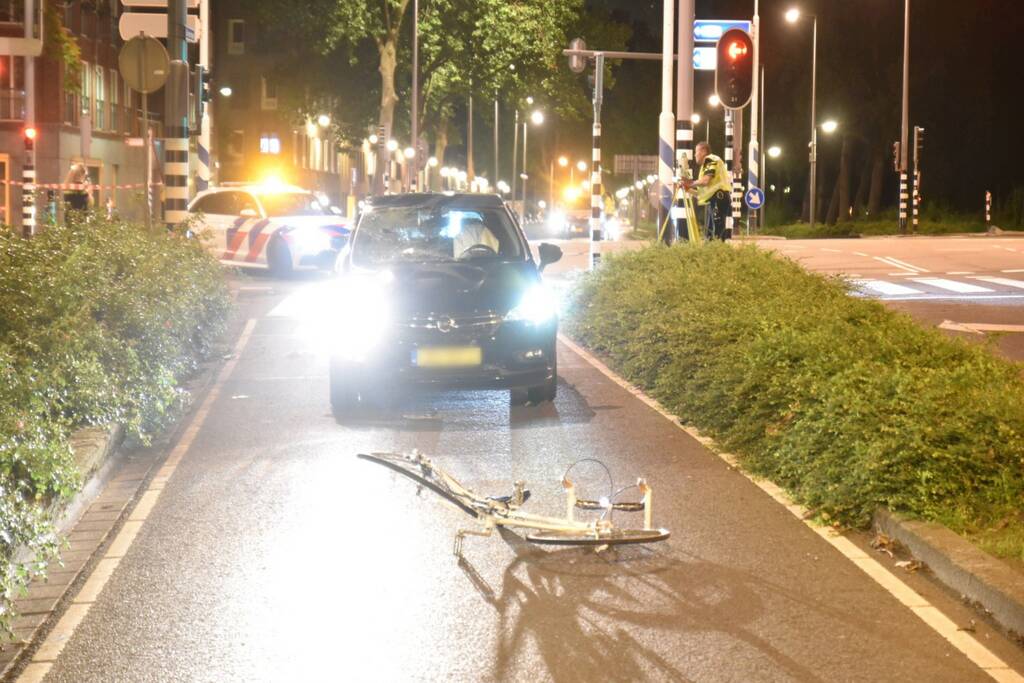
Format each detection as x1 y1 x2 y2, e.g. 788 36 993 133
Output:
766 145 781 205
520 109 544 225
786 7 818 229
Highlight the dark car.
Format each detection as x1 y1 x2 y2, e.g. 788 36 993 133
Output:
329 193 563 416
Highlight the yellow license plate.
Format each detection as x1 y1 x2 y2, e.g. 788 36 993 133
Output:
414 347 482 368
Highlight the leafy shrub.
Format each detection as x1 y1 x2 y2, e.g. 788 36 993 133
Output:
0 213 229 634
565 244 1024 559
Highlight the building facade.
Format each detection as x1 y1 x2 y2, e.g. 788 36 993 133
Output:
0 1 157 232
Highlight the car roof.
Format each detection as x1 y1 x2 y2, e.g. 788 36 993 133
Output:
363 192 506 211
195 184 309 198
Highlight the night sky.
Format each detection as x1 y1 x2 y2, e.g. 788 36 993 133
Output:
586 1 1024 217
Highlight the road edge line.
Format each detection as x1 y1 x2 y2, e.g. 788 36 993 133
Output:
17 319 259 680
558 332 1022 682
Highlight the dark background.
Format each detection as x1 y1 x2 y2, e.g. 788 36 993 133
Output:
558 0 1022 218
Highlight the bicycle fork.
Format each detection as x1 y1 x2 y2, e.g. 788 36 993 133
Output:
454 519 495 557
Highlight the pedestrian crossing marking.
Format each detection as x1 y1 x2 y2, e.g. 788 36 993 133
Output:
970 276 1024 290
855 280 923 296
910 278 994 294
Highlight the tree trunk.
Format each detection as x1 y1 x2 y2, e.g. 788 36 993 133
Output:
374 35 399 194
826 167 841 225
837 136 852 222
867 145 885 217
852 147 871 218
802 173 810 222
433 116 449 190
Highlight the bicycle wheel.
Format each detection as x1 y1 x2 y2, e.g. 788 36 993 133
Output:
357 452 480 519
526 528 670 546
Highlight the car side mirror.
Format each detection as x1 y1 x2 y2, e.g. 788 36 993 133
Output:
239 208 259 218
537 242 562 272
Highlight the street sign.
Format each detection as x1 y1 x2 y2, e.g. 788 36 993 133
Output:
744 186 765 210
693 46 717 71
614 154 658 175
568 38 587 74
118 35 170 94
119 13 201 42
121 0 200 7
694 20 753 44
126 137 146 147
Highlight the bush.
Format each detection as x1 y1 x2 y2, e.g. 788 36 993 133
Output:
0 213 229 634
565 244 1024 559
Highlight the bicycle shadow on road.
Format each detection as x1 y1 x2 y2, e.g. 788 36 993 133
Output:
456 529 826 683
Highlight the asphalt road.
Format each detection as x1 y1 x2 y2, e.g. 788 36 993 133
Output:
23 269 1024 682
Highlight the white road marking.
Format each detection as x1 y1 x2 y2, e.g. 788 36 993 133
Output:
558 334 1022 683
853 251 870 257
947 271 975 275
972 276 1024 290
821 248 842 253
19 319 259 680
883 256 930 273
911 278 995 294
1003 269 1024 273
875 257 920 273
939 320 1024 335
854 279 924 296
883 294 1024 302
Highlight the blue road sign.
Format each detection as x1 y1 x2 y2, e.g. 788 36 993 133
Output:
694 20 753 44
693 46 717 71
744 187 765 210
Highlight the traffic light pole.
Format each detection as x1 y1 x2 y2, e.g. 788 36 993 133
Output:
658 0 675 243
590 53 604 270
898 0 911 234
197 0 211 192
748 0 760 229
674 0 694 242
163 0 190 229
22 0 35 236
809 16 818 231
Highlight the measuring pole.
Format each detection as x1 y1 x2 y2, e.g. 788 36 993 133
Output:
163 0 190 228
197 0 211 191
674 0 694 241
658 0 675 243
589 53 605 270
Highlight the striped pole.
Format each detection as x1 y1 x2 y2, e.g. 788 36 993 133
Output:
21 153 35 237
898 171 909 232
724 108 736 234
589 53 605 270
164 134 189 227
985 191 992 230
911 170 920 232
675 118 692 239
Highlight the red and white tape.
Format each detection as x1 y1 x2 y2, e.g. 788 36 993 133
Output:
0 180 163 190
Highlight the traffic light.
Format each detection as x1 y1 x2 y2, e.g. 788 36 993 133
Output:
192 66 209 126
892 141 901 172
23 126 36 152
913 126 924 165
715 29 754 109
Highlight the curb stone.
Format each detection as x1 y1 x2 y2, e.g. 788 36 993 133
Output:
0 424 125 679
874 508 1024 638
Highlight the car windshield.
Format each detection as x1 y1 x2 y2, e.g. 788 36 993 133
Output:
258 192 329 217
352 206 523 266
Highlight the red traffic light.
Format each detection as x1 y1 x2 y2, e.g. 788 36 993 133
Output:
23 126 37 140
727 41 749 61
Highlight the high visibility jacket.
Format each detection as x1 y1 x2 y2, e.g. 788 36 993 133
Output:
696 154 732 205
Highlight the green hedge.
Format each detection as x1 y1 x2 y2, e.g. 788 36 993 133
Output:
0 214 229 634
565 244 1024 560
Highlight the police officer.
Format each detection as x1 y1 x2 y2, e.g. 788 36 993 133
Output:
684 142 732 241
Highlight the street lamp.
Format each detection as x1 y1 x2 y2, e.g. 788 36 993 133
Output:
558 156 569 168
765 145 782 198
708 94 720 107
218 85 233 97
821 119 838 134
387 139 399 152
530 110 545 126
786 7 819 229
317 114 331 128
369 134 379 145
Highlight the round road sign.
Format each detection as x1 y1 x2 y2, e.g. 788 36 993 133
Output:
744 186 766 210
118 35 170 94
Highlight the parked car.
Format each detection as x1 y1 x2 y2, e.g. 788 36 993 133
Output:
188 183 350 276
329 193 563 416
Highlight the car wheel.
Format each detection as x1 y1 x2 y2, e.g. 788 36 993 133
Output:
267 236 294 278
527 355 558 404
329 361 360 418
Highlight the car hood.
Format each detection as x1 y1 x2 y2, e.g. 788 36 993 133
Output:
277 215 351 233
353 260 539 317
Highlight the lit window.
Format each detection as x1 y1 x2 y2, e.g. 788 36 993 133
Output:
260 133 281 155
228 20 245 55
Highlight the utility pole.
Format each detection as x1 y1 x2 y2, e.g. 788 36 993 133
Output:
674 0 694 242
809 16 818 230
467 90 475 183
494 95 499 187
898 0 911 234
411 0 419 191
590 53 605 269
511 109 519 206
164 0 190 228
658 0 675 243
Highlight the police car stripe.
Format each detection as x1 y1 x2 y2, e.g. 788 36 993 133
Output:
245 221 273 262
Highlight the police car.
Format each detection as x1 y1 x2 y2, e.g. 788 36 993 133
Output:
188 183 351 275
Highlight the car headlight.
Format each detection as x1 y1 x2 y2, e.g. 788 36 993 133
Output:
288 226 331 254
330 276 392 359
505 285 558 325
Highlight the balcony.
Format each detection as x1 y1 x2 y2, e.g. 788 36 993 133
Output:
0 88 25 121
